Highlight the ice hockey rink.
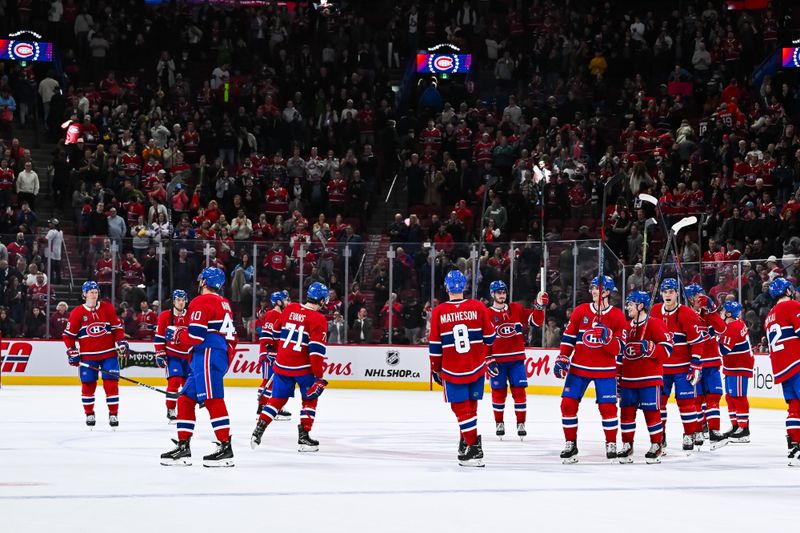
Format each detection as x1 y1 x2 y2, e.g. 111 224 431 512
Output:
1 386 798 532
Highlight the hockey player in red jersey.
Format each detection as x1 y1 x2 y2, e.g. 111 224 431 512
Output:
160 267 237 467
154 290 192 422
684 283 728 449
63 281 128 428
429 270 497 467
763 278 800 466
251 282 330 452
255 290 292 420
651 278 707 453
555 275 627 463
617 291 672 464
718 301 754 443
486 280 546 440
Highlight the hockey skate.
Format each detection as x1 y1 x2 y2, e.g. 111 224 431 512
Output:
723 425 739 439
203 440 234 467
458 435 484 467
693 431 704 447
109 414 119 429
250 419 267 449
661 431 667 456
560 441 578 464
617 442 634 464
702 422 709 441
645 442 663 464
516 423 527 440
167 408 177 423
458 437 467 456
160 439 192 466
605 442 617 461
709 430 729 450
85 413 96 428
495 422 505 439
789 443 800 467
275 409 292 421
729 427 750 443
682 434 694 453
298 424 319 452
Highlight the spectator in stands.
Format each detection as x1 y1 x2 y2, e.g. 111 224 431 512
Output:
43 218 63 284
134 300 156 340
352 307 374 344
49 301 70 339
106 207 126 250
16 161 39 210
0 307 16 338
24 305 46 338
327 311 347 345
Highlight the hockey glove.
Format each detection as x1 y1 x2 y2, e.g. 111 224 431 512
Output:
115 340 129 357
486 358 500 378
534 291 549 310
165 326 187 345
687 359 702 386
554 354 570 379
624 340 655 360
586 323 611 345
305 379 329 400
155 350 167 369
431 371 443 386
696 294 715 314
67 348 80 367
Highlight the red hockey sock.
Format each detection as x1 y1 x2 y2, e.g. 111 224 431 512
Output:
258 397 289 425
176 395 197 441
735 396 749 429
102 379 119 415
300 398 318 432
620 406 637 443
510 386 527 424
598 402 618 443
695 394 707 427
560 396 579 442
725 394 738 426
205 398 230 443
787 400 800 443
81 381 97 414
644 410 664 444
491 387 508 423
676 398 698 435
166 377 184 411
705 394 721 431
451 401 478 446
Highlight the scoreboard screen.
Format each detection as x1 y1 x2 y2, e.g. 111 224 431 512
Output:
0 39 53 62
416 53 472 74
782 47 800 68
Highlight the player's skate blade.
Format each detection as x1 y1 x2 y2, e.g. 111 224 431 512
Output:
109 414 118 429
458 436 484 467
85 413 96 428
495 422 505 439
709 430 729 450
203 441 234 467
560 441 578 464
298 424 319 452
645 443 663 464
729 427 750 443
275 409 292 421
517 422 526 440
250 419 267 449
617 442 633 464
160 439 192 466
788 443 800 467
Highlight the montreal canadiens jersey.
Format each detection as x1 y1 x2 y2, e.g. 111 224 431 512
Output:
620 317 673 388
186 293 238 352
559 303 626 379
718 318 754 378
428 298 496 384
273 302 328 378
650 303 706 374
764 299 800 384
258 308 283 357
154 310 192 359
486 302 543 361
63 301 124 361
696 309 725 368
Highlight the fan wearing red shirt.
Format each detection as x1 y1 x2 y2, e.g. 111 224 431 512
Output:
265 179 289 218
419 120 442 154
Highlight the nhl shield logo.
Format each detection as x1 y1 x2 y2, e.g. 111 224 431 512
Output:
386 350 400 366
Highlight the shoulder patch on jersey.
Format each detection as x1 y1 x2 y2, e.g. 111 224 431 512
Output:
582 316 589 324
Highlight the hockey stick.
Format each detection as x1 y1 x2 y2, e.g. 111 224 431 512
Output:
642 218 657 265
597 173 625 320
639 194 692 301
79 362 168 395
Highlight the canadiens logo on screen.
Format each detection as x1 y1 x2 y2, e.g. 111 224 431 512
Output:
85 323 108 337
497 323 517 338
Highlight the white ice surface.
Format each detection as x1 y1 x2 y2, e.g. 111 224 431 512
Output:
1 386 798 532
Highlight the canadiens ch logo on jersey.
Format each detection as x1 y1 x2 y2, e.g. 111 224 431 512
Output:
497 324 517 337
582 331 605 348
86 323 108 337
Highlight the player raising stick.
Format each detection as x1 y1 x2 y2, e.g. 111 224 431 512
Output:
63 281 128 428
154 290 192 422
617 291 672 464
160 267 237 467
251 282 330 452
429 270 496 467
684 283 728 449
763 278 800 466
555 275 627 463
718 301 753 443
486 280 546 440
255 290 292 420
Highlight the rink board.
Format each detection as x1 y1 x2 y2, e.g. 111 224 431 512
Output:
0 340 786 408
